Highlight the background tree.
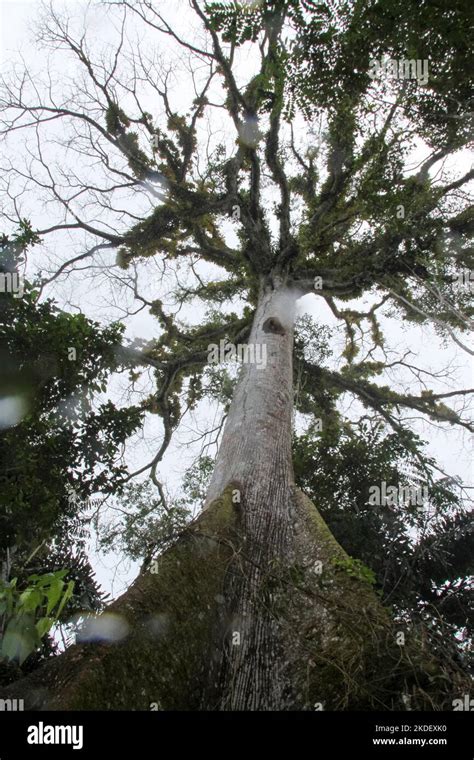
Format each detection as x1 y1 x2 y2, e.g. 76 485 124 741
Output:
0 225 143 683
0 0 472 710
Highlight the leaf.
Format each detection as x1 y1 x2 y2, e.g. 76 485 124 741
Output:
1 615 39 665
35 616 55 639
55 579 74 618
45 578 65 615
19 588 43 612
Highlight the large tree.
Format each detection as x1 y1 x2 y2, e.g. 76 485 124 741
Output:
0 0 472 710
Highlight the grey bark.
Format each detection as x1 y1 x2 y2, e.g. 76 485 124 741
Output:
205 277 299 709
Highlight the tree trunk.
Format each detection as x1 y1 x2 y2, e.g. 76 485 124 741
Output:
0 278 465 710
205 277 297 709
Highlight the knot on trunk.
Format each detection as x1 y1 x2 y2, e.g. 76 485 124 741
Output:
262 317 285 335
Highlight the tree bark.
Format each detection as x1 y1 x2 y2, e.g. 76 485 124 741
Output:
204 277 298 709
205 277 296 504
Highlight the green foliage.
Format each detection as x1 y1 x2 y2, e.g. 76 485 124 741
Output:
0 231 143 553
203 365 238 409
105 103 131 136
180 455 215 507
105 104 152 178
0 219 40 263
0 570 74 664
206 1 266 44
294 315 333 366
293 420 473 666
214 0 472 147
118 132 151 179
97 480 192 564
0 228 143 677
98 458 220 565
